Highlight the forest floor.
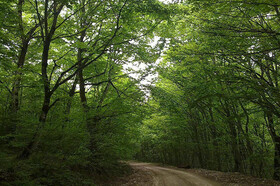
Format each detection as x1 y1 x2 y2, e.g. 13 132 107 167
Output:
100 162 280 186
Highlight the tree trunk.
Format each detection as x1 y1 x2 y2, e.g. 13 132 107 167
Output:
266 112 280 180
222 100 242 172
10 0 28 112
64 78 78 121
18 3 63 159
39 93 51 122
77 33 87 110
192 118 204 167
274 136 280 180
229 122 242 172
40 35 52 122
77 0 88 111
11 40 29 112
209 107 222 170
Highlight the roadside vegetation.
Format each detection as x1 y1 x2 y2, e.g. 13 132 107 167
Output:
1 0 280 185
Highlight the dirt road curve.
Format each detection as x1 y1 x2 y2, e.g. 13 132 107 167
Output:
129 162 221 186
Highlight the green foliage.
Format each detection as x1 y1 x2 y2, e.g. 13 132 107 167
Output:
136 0 280 180
2 0 280 184
0 0 170 184
0 113 92 185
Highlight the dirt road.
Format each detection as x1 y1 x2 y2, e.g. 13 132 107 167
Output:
129 162 221 186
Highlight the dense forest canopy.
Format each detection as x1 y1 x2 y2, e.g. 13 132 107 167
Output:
1 0 280 185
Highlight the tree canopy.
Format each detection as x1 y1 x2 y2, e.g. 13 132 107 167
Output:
1 0 280 185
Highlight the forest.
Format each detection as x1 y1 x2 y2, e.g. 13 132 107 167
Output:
1 0 280 185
